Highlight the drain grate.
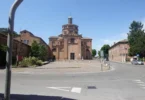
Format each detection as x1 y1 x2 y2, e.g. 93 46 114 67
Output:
87 86 97 89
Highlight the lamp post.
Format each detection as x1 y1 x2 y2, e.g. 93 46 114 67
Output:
4 0 23 100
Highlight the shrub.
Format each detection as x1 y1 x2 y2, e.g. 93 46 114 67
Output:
19 57 43 67
36 60 43 66
29 57 38 65
138 58 144 61
19 57 30 67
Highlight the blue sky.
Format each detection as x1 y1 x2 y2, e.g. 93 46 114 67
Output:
1 0 145 51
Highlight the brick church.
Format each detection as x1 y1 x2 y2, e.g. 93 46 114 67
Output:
49 17 92 60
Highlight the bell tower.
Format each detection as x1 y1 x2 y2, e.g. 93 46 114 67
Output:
68 16 72 24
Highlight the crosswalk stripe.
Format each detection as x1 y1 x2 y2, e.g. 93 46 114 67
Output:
141 87 145 89
138 84 145 87
136 81 144 84
133 80 141 82
71 87 82 93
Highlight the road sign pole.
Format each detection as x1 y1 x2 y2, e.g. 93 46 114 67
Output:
4 0 23 100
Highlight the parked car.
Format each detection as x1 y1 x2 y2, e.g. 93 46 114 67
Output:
131 60 144 65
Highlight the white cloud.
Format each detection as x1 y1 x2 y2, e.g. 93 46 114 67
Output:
120 33 127 38
102 39 118 45
142 18 145 30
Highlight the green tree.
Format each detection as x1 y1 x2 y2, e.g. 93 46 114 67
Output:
0 28 18 37
39 45 47 61
31 41 40 57
127 21 145 57
92 49 97 57
100 44 110 58
31 41 48 61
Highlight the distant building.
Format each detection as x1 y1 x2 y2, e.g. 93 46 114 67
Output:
109 39 130 62
15 30 47 46
49 17 92 60
15 30 51 60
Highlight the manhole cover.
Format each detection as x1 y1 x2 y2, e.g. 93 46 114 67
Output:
87 86 97 89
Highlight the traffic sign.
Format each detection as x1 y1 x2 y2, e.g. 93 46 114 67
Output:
100 50 104 57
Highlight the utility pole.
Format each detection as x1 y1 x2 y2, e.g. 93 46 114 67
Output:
4 0 23 100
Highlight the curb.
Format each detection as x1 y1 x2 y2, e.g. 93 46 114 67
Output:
13 66 115 75
110 61 131 65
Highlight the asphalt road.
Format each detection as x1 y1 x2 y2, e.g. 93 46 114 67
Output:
1 62 145 100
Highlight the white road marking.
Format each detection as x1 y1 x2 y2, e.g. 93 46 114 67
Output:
141 87 145 89
138 84 145 87
46 87 71 92
133 80 141 82
133 79 145 90
71 87 82 93
136 81 144 84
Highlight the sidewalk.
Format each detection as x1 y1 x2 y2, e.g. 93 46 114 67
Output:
0 60 111 74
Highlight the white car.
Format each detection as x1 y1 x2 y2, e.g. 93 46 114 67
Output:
131 60 144 65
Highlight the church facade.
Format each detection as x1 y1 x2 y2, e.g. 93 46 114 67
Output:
49 17 92 60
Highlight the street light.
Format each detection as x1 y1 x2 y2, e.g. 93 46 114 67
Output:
4 0 23 100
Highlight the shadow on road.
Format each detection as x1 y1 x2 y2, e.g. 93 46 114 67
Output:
0 66 5 70
0 93 76 100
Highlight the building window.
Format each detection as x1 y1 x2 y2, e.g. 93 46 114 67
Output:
70 38 75 43
23 40 29 44
64 31 67 34
81 42 83 46
52 48 56 52
69 30 73 33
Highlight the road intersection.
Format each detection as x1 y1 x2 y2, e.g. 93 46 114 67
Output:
0 61 145 100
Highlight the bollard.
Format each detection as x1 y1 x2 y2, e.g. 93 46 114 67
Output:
101 63 103 71
109 63 111 70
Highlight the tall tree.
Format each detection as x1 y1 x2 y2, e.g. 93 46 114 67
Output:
31 41 48 61
0 28 18 37
100 44 110 58
92 49 97 57
128 21 145 57
39 45 47 61
31 41 40 57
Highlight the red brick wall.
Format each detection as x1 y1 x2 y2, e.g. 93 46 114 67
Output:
49 37 92 60
109 43 130 62
0 33 30 57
